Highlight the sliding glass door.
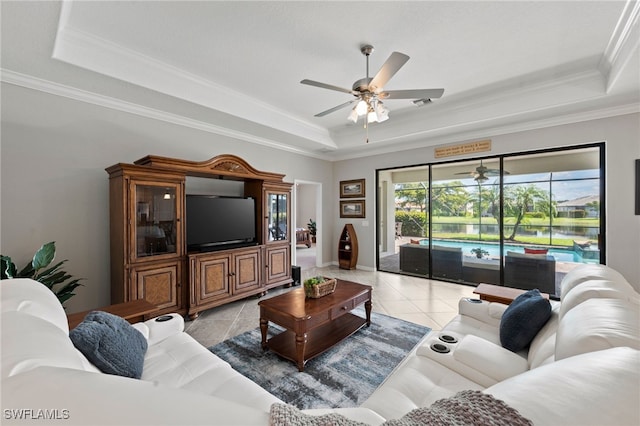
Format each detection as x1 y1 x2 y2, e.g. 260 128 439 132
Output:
376 144 603 298
502 148 601 296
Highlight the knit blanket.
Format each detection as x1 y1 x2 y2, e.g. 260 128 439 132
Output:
269 390 533 426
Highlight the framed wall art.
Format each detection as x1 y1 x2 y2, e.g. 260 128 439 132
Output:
340 200 365 218
340 179 365 198
636 159 640 215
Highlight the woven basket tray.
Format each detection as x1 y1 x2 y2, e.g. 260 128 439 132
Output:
304 277 337 299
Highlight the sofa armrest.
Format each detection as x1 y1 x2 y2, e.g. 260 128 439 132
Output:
454 335 528 381
458 298 507 327
141 314 185 346
3 366 270 425
416 334 528 387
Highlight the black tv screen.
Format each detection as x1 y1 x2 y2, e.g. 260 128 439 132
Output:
186 195 256 250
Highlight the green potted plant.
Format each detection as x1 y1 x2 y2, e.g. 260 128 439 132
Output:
470 247 490 259
303 275 336 298
1 241 83 307
307 219 317 243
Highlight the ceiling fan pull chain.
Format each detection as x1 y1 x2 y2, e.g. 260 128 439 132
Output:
365 120 369 143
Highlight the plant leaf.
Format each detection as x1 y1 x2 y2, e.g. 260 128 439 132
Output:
36 260 67 279
32 242 56 272
1 256 17 279
38 271 70 288
17 262 35 278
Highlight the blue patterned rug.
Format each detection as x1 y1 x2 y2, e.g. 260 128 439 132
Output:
209 309 430 409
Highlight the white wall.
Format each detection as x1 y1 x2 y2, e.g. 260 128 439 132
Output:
295 184 317 230
2 82 638 314
0 83 334 313
334 113 640 289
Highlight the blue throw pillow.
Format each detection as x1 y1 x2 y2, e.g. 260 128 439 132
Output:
500 289 551 352
70 311 148 379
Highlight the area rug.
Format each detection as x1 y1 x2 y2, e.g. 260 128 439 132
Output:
209 309 430 409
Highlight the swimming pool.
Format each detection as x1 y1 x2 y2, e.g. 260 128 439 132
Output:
416 239 599 263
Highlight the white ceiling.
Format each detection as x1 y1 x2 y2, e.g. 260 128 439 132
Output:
2 1 639 160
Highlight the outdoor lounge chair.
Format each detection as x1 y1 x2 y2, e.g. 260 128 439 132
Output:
504 251 557 295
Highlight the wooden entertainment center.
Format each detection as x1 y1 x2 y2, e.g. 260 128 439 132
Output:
106 154 293 319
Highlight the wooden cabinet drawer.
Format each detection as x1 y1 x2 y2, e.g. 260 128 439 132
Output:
330 298 356 320
303 310 331 329
354 292 371 306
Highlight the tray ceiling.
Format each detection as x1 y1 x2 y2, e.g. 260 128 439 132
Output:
2 1 639 160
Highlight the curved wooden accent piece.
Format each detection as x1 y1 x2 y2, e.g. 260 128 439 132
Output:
338 224 358 270
134 154 286 182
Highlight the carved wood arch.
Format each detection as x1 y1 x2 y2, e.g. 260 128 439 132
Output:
134 154 287 182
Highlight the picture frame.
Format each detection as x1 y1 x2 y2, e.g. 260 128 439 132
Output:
636 159 640 215
340 200 365 218
340 179 366 198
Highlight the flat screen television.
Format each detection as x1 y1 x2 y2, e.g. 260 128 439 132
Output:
186 195 256 251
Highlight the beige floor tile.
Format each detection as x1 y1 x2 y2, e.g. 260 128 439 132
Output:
427 312 461 329
185 266 477 345
390 312 441 330
379 300 423 314
410 298 458 313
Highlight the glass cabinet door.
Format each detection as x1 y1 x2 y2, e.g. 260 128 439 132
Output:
266 191 288 242
133 183 180 258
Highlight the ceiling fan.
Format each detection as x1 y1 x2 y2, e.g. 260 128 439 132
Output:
455 160 510 183
300 45 444 125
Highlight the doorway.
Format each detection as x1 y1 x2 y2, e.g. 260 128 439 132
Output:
293 180 322 270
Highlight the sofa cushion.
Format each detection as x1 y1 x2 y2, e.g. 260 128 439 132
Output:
526 302 560 369
1 278 70 333
500 289 551 352
360 353 484 420
2 366 271 426
1 311 89 378
433 245 462 252
559 279 638 319
555 298 640 360
70 311 148 379
524 247 548 254
560 264 629 299
486 347 640 426
506 251 548 259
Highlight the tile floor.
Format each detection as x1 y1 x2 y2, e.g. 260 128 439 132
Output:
184 265 476 348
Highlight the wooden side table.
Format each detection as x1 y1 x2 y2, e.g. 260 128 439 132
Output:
473 283 549 305
67 299 158 330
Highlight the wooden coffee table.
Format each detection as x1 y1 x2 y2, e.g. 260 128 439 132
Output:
259 279 372 371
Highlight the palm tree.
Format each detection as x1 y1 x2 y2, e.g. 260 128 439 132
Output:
504 184 548 241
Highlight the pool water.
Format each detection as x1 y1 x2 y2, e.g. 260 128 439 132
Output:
417 239 599 263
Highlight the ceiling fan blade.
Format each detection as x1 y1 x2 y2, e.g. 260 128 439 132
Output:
368 52 410 93
485 169 511 175
314 100 357 117
300 79 356 95
379 88 445 100
454 171 475 176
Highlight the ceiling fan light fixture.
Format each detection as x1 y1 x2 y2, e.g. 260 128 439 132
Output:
475 175 489 183
301 45 444 138
347 108 359 123
355 99 368 116
375 101 389 121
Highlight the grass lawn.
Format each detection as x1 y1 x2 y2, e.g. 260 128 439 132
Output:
414 216 600 247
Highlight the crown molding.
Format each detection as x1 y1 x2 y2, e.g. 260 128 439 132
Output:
329 101 640 162
599 0 640 92
0 69 332 161
52 13 336 149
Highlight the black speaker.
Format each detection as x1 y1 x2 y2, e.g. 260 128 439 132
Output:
291 265 301 286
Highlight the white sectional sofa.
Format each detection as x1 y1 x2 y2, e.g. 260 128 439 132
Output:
2 264 639 425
